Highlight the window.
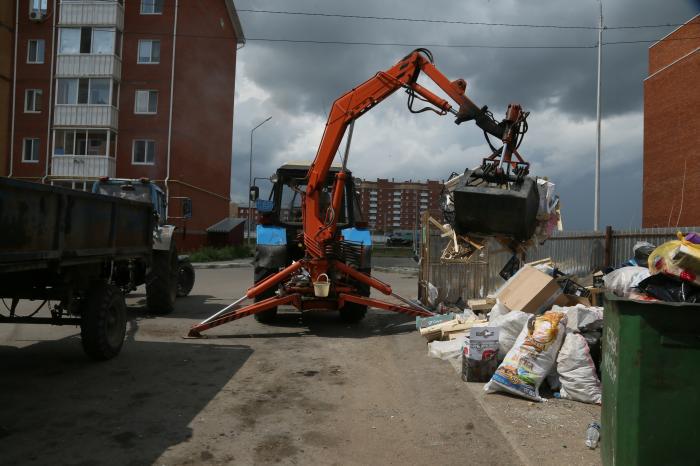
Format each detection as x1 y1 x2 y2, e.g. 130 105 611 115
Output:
133 140 155 164
23 138 40 162
140 0 163 14
24 89 43 112
27 40 45 64
59 27 116 55
56 78 112 105
137 40 160 64
54 129 114 157
30 0 47 15
134 90 158 114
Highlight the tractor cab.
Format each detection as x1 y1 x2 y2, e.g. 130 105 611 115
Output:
251 162 370 283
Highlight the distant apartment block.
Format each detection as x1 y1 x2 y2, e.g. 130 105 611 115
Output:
356 178 443 233
7 0 244 249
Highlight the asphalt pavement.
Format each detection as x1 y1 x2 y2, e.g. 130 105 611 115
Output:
0 267 599 465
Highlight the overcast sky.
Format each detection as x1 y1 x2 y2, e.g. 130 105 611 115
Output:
230 0 699 230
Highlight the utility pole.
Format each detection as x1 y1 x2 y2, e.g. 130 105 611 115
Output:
248 116 272 246
594 0 603 231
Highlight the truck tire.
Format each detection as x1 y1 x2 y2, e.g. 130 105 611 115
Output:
147 242 178 315
339 271 370 323
80 282 127 361
253 266 278 323
176 257 195 297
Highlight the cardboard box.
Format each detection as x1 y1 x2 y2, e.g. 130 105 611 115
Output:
496 265 563 314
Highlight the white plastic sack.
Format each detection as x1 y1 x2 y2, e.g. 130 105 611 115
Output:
556 332 602 404
428 338 466 361
551 304 604 332
488 309 530 359
603 266 650 297
487 300 511 322
485 311 567 402
427 282 439 307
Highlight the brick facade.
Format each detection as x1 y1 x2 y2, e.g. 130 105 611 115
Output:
6 0 243 251
643 14 700 227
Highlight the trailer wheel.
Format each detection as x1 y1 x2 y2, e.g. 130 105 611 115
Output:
176 258 195 297
253 267 278 323
147 242 178 315
339 272 370 323
80 283 127 361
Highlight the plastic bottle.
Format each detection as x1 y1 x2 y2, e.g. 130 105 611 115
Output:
586 422 601 449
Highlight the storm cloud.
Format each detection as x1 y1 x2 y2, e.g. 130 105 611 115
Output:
230 0 698 229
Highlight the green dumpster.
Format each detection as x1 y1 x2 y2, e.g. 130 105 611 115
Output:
601 293 700 466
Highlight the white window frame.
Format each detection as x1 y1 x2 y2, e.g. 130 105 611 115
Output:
58 27 117 56
27 39 45 64
22 138 40 163
137 39 160 64
132 139 156 165
140 0 164 15
55 78 114 106
29 0 47 15
134 89 158 114
24 89 42 113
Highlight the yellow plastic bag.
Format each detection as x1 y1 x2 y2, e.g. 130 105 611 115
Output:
648 235 700 284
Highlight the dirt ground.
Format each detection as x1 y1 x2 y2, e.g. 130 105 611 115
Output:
0 267 600 465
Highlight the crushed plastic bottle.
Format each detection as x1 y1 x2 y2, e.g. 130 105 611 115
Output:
586 422 601 449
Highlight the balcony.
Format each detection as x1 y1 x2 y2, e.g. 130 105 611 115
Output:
54 105 118 129
51 155 116 178
58 1 124 28
56 54 121 79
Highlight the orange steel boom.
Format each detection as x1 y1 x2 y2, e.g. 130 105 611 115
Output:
303 48 522 257
187 48 528 337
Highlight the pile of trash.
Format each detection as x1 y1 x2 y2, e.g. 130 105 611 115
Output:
604 232 700 303
419 260 604 405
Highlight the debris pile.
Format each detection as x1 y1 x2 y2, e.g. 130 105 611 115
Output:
419 257 604 406
418 231 700 411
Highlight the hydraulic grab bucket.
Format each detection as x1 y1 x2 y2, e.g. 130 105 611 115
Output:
450 172 540 241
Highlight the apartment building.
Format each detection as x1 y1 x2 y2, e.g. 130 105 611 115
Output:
7 0 244 249
643 14 700 227
0 2 13 175
356 178 443 233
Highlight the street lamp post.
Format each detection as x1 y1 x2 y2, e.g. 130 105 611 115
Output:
248 116 272 246
594 0 603 231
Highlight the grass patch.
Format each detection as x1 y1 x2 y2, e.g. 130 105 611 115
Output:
187 245 253 263
372 245 416 258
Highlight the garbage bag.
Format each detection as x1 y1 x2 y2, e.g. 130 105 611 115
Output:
487 300 511 322
485 311 567 402
428 338 467 360
556 332 602 405
648 236 700 286
551 304 603 332
488 309 530 360
603 266 650 297
637 273 700 303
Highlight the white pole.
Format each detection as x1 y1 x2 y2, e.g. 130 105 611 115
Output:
247 116 272 245
594 0 603 231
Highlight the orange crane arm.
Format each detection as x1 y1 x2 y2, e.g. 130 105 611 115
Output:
303 48 517 258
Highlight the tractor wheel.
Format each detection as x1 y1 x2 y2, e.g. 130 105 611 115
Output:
80 282 127 361
339 271 370 323
253 267 278 323
176 258 195 297
146 241 178 315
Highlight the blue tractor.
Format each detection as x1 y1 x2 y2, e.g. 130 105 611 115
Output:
250 162 372 323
